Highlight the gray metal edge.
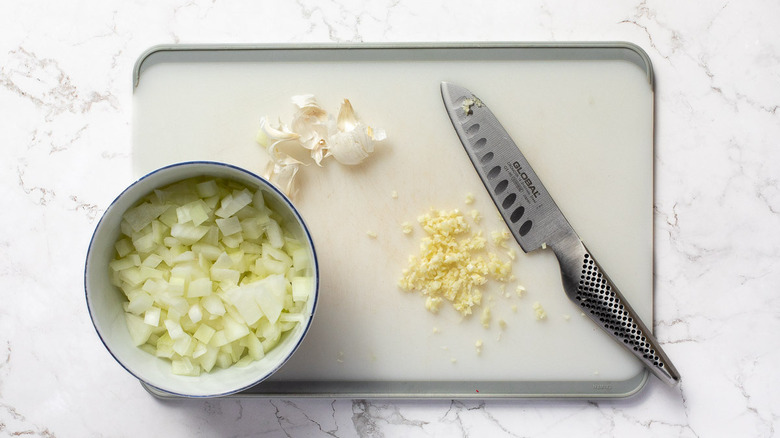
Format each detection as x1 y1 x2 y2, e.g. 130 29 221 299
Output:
131 41 655 400
140 371 649 400
133 41 654 90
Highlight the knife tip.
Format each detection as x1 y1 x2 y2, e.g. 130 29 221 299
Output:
440 82 472 101
440 82 452 104
440 81 462 104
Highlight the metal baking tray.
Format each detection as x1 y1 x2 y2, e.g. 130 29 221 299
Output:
132 42 654 399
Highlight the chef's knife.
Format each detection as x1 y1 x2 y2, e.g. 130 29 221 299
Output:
441 82 680 386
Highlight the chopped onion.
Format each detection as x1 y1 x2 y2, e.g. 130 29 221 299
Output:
291 277 312 303
125 313 153 346
110 177 314 375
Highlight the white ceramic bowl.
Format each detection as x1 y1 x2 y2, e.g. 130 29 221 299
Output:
85 161 318 397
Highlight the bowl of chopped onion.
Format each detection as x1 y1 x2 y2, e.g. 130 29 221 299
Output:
85 161 318 397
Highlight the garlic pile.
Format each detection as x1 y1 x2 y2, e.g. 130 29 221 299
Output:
256 95 386 197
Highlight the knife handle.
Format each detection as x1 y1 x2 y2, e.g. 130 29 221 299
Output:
551 234 681 386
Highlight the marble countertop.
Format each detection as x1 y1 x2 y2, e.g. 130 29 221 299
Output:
2 0 778 436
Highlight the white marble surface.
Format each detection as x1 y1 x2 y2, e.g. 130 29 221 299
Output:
1 0 778 436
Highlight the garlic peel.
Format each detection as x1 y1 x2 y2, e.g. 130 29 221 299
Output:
262 160 300 199
257 117 299 147
256 94 386 196
291 94 320 110
367 125 387 142
290 94 330 166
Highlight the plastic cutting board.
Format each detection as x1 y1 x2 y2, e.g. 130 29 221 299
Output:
132 43 654 398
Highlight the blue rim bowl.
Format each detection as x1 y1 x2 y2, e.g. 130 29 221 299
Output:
84 161 319 397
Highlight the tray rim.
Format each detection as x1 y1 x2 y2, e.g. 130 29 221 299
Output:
131 41 655 400
141 372 649 400
133 41 654 89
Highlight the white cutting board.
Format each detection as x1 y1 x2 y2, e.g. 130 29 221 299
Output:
132 45 653 392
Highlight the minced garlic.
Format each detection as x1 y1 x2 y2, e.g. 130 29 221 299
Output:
398 209 513 316
462 97 484 115
533 301 547 320
491 230 511 248
465 193 475 205
487 253 512 281
425 296 443 313
401 222 413 235
481 306 491 328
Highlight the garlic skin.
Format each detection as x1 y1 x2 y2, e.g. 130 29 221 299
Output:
257 117 302 164
290 95 330 166
262 159 300 199
257 116 299 147
257 117 303 197
257 95 385 196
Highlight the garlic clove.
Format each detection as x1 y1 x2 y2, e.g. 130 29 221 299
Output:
328 125 374 165
330 99 386 165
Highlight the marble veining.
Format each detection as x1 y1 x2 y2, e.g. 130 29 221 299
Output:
1 0 778 436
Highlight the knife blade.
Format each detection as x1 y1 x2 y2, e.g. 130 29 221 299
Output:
441 82 680 386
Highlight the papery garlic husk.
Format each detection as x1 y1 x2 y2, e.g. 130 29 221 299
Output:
257 95 387 190
367 125 387 142
258 117 305 167
257 116 304 197
298 125 330 166
257 116 300 148
291 94 322 111
291 95 330 165
263 159 300 198
270 140 314 164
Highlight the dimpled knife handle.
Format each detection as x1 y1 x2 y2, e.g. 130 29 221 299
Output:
552 233 681 385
